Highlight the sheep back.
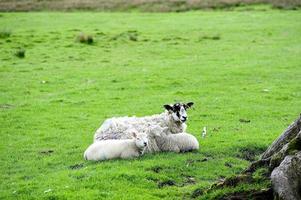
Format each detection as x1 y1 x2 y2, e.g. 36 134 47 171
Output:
156 132 199 153
84 139 140 161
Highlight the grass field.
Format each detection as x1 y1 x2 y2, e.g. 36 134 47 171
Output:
0 8 301 199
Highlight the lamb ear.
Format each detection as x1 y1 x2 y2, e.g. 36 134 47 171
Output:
164 104 173 111
185 102 194 109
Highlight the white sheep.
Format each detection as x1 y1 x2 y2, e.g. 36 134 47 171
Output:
149 126 199 153
84 131 148 161
93 102 194 153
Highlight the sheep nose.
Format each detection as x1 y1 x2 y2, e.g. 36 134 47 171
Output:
144 142 147 146
182 116 187 121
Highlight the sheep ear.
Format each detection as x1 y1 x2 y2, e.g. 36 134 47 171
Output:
185 102 194 109
164 104 173 111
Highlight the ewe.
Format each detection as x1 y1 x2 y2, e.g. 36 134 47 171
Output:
84 131 148 161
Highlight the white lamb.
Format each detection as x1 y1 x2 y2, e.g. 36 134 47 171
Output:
149 126 199 153
93 102 195 153
84 131 148 161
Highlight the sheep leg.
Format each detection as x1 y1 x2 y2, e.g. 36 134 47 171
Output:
120 151 139 159
169 146 181 153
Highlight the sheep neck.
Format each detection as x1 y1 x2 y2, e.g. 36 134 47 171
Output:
166 113 184 134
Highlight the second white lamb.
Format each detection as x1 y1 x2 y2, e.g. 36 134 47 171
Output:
149 125 199 153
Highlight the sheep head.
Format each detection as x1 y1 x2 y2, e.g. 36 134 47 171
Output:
163 102 194 123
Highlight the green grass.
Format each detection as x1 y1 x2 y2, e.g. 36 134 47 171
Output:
0 9 301 199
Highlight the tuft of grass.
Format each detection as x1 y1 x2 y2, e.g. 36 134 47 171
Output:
76 32 94 44
129 34 138 41
199 34 221 41
14 48 25 58
86 35 94 44
111 30 139 41
0 29 11 38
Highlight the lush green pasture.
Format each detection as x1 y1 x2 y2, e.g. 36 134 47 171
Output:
0 10 301 199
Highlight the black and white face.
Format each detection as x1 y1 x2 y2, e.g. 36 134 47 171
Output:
164 102 194 123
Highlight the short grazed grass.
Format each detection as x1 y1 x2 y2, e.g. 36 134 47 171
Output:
0 9 301 199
